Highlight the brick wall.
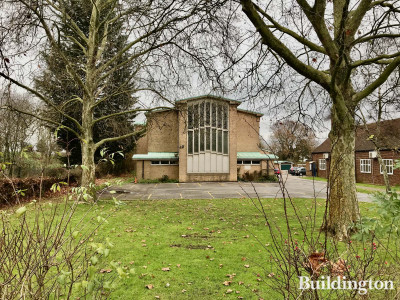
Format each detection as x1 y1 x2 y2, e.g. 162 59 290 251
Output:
355 150 400 185
147 110 179 152
178 103 188 182
135 161 179 180
228 104 238 181
236 111 260 152
237 165 262 177
134 124 148 154
312 150 400 186
311 153 330 179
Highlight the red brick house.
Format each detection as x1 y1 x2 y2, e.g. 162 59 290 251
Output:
307 118 400 185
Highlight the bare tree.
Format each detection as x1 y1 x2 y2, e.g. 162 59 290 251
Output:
0 92 36 177
223 0 400 239
0 0 225 196
269 120 316 162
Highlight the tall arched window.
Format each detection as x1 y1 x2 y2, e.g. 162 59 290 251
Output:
187 100 229 173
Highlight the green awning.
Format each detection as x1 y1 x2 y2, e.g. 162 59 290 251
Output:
132 152 178 160
237 152 278 160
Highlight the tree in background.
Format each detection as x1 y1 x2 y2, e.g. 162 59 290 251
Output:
270 120 316 162
35 0 137 166
0 93 36 177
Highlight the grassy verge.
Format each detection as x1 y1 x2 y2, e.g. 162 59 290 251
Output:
301 176 398 194
17 196 377 299
302 176 327 182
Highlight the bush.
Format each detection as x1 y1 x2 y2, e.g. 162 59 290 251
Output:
0 187 120 298
258 174 278 182
240 171 278 182
137 175 179 184
0 172 80 205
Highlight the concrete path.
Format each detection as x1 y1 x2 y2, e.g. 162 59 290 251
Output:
101 175 373 202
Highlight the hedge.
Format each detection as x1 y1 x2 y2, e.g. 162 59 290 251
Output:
0 174 79 206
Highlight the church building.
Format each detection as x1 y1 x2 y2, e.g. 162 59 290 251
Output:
132 95 277 182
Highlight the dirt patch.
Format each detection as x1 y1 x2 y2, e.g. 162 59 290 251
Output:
181 233 210 239
186 244 213 250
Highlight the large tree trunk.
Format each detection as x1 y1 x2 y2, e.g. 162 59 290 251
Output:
325 103 360 239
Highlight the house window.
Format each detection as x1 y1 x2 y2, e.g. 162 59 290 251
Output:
151 161 178 165
360 159 371 173
237 160 260 165
319 159 326 170
380 159 393 175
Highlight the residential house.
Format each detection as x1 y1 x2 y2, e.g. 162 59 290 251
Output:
308 118 400 185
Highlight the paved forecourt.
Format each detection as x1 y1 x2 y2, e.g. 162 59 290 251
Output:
101 176 372 202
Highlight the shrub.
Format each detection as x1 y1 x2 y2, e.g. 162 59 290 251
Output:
258 174 278 182
240 171 278 182
136 175 179 184
0 200 114 299
0 177 74 205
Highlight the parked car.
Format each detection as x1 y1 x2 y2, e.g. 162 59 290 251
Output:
274 168 281 176
295 167 306 176
289 167 298 175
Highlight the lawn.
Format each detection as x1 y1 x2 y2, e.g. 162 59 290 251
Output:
16 195 376 299
302 176 398 194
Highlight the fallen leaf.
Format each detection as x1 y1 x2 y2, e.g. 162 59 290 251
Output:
223 281 232 286
331 258 348 278
162 267 170 272
155 296 160 299
241 257 246 261
99 269 112 273
176 264 181 268
303 252 328 277
244 264 250 268
238 281 244 285
181 289 187 293
145 284 154 289
226 289 233 294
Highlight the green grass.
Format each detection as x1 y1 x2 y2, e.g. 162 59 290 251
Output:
48 198 376 298
302 176 399 194
302 176 328 182
92 197 288 299
13 196 377 299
